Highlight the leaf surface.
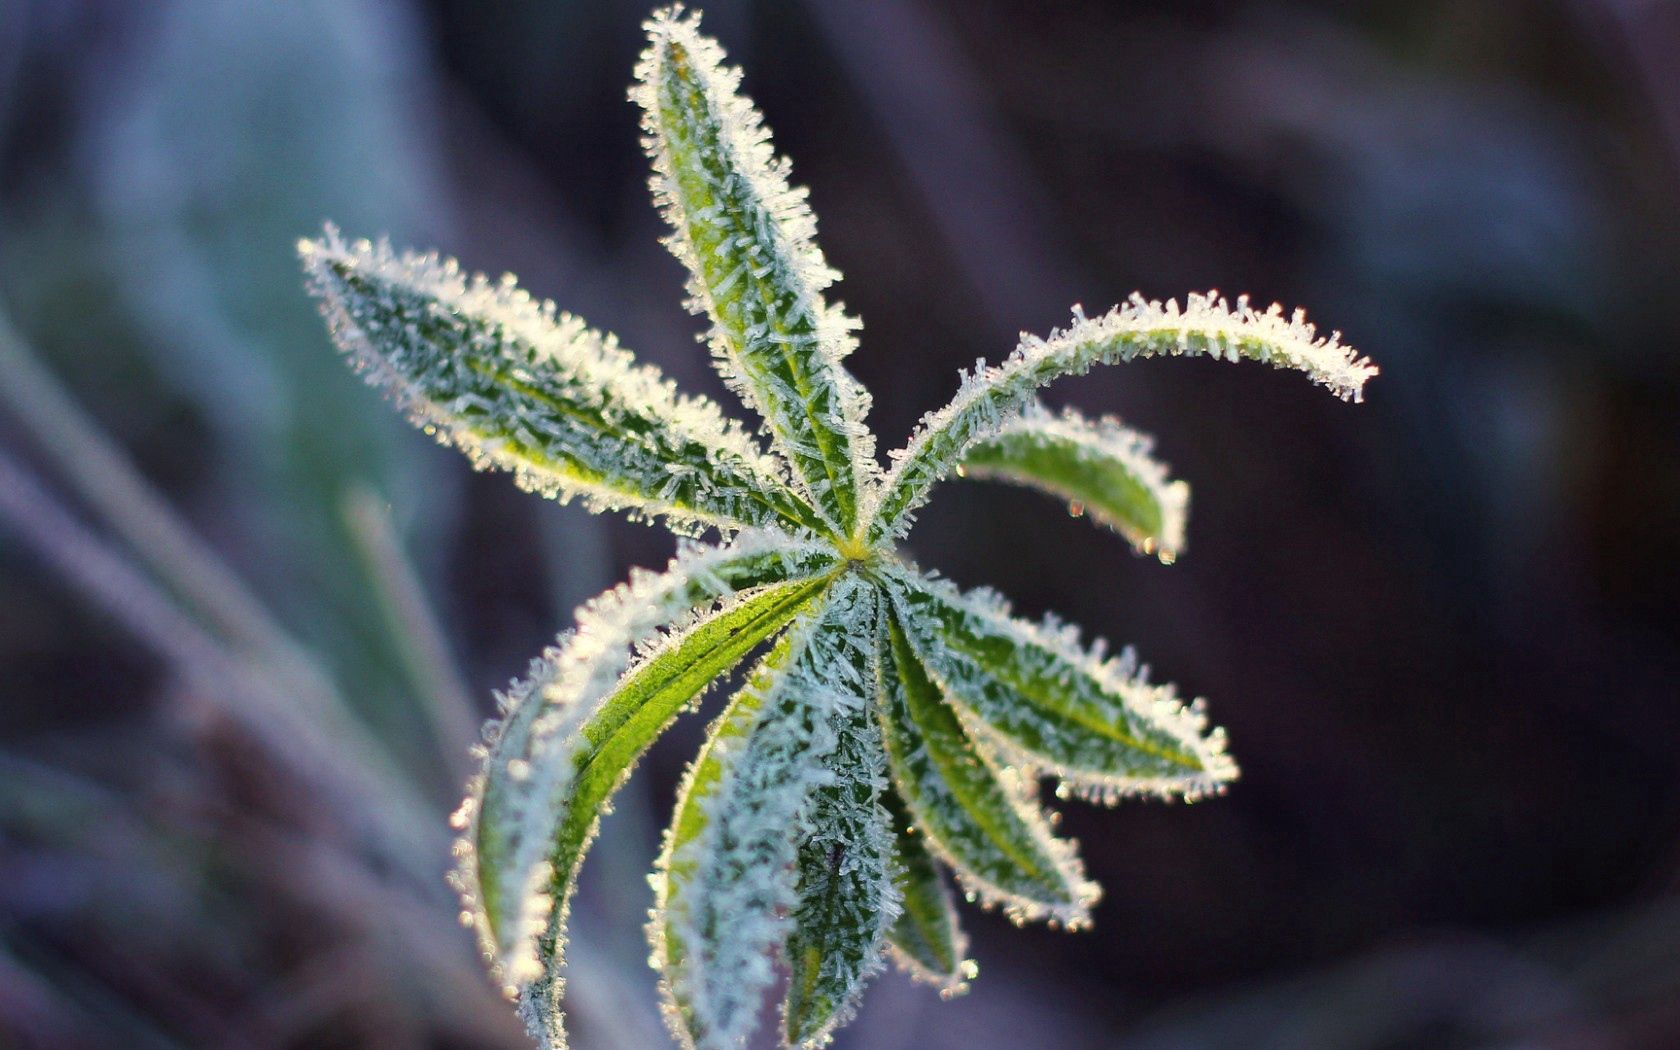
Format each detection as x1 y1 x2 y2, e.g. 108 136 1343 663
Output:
887 567 1236 803
878 600 1096 925
784 593 894 1048
301 228 826 535
453 536 838 1047
880 785 968 992
653 576 880 1050
634 9 872 533
961 403 1189 561
869 293 1374 542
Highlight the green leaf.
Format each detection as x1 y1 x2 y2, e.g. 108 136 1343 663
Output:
868 293 1375 543
886 567 1237 803
300 228 829 536
878 600 1096 926
453 536 838 1045
784 626 894 1049
961 403 1189 562
633 9 872 534
653 576 878 1050
880 785 969 993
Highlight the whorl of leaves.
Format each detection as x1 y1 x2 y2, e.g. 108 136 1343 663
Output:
302 7 1374 1048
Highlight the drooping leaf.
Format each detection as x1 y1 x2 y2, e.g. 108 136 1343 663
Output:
886 567 1237 803
652 575 877 1050
451 535 839 1047
633 8 872 534
880 784 969 994
877 598 1097 925
300 227 828 536
784 597 895 1048
868 293 1376 542
960 402 1189 562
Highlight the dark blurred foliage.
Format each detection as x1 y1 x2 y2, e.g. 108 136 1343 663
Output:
2 0 1678 1047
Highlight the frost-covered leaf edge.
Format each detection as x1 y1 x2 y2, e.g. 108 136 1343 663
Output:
882 563 1237 804
650 574 884 1050
878 584 1099 928
300 224 829 537
448 532 840 1046
867 293 1375 543
632 6 875 534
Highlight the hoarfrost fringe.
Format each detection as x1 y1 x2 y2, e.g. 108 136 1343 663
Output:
868 292 1376 543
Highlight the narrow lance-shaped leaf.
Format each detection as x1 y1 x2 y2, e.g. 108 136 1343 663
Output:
633 9 873 534
960 402 1189 562
885 566 1237 803
868 293 1376 542
784 590 896 1049
300 227 828 536
451 535 839 1048
880 784 970 994
652 575 878 1050
878 593 1097 926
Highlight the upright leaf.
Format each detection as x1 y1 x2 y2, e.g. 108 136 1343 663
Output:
886 567 1237 803
633 8 872 534
878 597 1097 925
301 227 827 535
880 785 970 994
451 535 838 1047
960 402 1189 562
869 293 1375 542
653 575 878 1050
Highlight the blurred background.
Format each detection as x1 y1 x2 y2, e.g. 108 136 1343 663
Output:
2 0 1677 1047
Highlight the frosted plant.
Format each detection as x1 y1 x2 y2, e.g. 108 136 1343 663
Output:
299 7 1376 1049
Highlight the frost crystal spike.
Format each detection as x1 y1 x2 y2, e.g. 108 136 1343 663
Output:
301 6 1376 1049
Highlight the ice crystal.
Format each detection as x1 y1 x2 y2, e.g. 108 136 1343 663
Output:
301 7 1377 1049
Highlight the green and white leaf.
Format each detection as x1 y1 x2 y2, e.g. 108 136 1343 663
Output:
783 593 896 1049
301 7 1379 1048
868 293 1376 542
652 575 879 1050
885 566 1237 803
880 785 971 994
960 402 1189 562
633 8 873 534
878 597 1098 925
451 534 838 1045
300 227 827 536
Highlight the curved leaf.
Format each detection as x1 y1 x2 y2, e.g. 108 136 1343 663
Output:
880 785 970 994
886 566 1236 803
961 402 1188 562
451 535 839 1047
868 293 1375 543
878 597 1096 926
633 9 872 533
652 575 878 1050
300 227 827 536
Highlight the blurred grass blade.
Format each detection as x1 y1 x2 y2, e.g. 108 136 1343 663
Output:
652 576 875 1050
301 229 829 536
879 597 1096 926
633 9 873 534
961 402 1189 562
881 785 969 994
342 484 479 784
869 293 1374 543
454 536 839 1044
886 567 1237 803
